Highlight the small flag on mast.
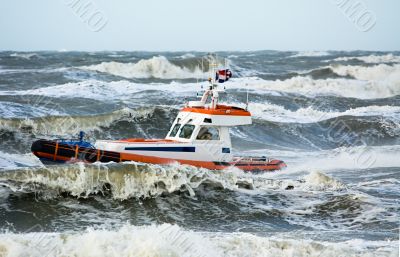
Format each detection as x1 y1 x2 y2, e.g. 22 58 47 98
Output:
215 69 232 83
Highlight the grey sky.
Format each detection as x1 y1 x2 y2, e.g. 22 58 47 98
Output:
0 0 399 51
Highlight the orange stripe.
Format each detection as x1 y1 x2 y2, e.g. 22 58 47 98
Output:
54 142 59 161
117 139 177 143
181 105 251 116
37 152 71 162
34 148 284 172
119 152 225 170
74 145 79 159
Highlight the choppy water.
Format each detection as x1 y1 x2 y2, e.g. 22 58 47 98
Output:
0 50 399 257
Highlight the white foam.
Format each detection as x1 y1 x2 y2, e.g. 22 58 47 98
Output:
228 75 400 99
0 152 44 170
245 170 347 194
3 144 398 199
215 233 398 257
330 64 400 81
271 145 400 175
0 80 155 100
0 224 396 257
176 53 196 59
0 68 44 75
334 54 400 64
289 51 330 58
0 107 155 136
81 56 205 79
0 162 235 199
0 101 63 119
3 68 399 100
302 171 346 191
0 80 199 100
0 160 298 199
9 53 39 60
242 102 400 123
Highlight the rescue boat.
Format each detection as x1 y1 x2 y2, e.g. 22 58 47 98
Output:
31 67 286 172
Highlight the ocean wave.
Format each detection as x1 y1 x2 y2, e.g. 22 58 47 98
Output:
289 51 330 58
9 52 39 60
0 149 359 200
234 115 400 150
1 157 397 233
272 145 400 174
330 63 400 81
0 151 44 170
0 151 397 231
0 80 154 99
333 54 400 64
0 107 157 137
232 75 400 99
4 62 398 100
0 80 198 100
81 56 206 79
243 103 400 123
253 63 400 96
302 171 346 190
0 101 63 119
278 189 399 231
2 145 399 199
0 224 396 257
0 161 268 199
176 53 196 59
0 68 46 75
1 106 398 155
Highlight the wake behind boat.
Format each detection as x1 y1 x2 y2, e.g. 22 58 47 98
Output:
31 65 286 172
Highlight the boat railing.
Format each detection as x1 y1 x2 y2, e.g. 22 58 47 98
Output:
233 156 270 163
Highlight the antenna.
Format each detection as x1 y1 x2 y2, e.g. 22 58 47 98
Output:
245 83 249 111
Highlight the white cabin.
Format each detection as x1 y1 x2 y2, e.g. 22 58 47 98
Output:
95 83 252 164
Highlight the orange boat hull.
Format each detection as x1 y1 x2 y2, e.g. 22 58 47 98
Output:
31 139 286 172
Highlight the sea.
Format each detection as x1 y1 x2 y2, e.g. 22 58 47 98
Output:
0 50 399 257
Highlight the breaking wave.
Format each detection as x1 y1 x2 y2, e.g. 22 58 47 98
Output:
0 101 63 119
277 145 400 174
5 74 398 101
330 63 400 81
0 107 157 137
9 52 39 60
333 54 400 64
0 153 358 200
0 223 396 257
233 75 400 99
0 160 328 200
245 103 400 123
81 56 206 79
288 51 330 58
3 63 399 100
0 162 352 200
0 80 197 100
0 162 219 199
1 145 399 199
0 151 43 170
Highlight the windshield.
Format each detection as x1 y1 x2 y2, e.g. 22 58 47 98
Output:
179 124 195 139
169 124 181 137
196 127 220 140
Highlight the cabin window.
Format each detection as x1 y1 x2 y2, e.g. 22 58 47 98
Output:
179 124 195 139
169 124 181 137
196 127 220 140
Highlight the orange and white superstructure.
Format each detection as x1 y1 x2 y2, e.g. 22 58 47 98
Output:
93 81 285 171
